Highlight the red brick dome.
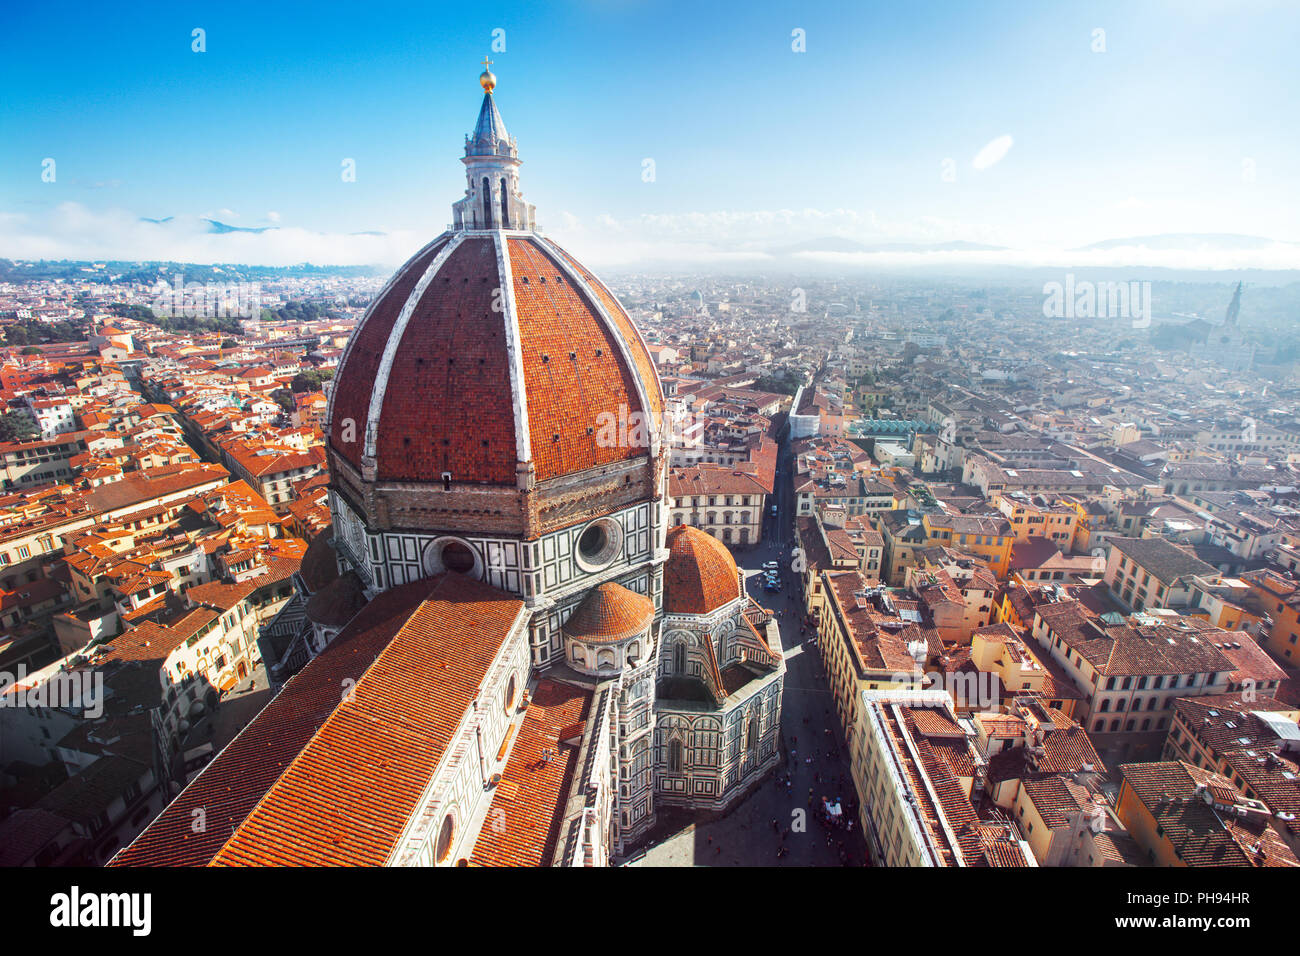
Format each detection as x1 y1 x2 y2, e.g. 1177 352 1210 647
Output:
562 582 654 643
663 525 741 615
327 232 663 487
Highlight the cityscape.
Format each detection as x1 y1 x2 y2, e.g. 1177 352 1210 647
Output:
1 0 1299 928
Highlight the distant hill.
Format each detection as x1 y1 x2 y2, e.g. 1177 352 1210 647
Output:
203 219 276 235
1072 233 1299 252
0 258 385 283
138 216 277 234
770 237 1008 256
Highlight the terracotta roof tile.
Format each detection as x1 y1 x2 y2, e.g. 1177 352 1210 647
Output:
508 237 649 480
469 679 591 867
376 237 517 484
112 573 524 867
329 237 449 473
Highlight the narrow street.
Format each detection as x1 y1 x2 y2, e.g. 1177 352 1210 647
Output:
635 424 868 866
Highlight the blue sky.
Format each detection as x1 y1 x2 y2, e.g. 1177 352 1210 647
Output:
2 0 1298 268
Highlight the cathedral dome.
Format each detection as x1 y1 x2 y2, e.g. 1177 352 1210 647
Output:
562 582 654 644
663 525 741 615
325 71 662 496
328 233 663 488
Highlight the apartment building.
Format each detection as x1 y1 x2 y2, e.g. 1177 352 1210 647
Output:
1102 536 1219 612
1028 601 1236 762
1161 694 1300 856
851 688 1034 867
1116 761 1298 867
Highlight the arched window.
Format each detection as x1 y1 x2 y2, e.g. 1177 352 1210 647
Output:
597 649 616 670
627 642 640 667
500 176 509 226
482 176 492 228
435 813 456 864
441 542 475 574
746 717 759 751
668 738 683 772
673 642 686 675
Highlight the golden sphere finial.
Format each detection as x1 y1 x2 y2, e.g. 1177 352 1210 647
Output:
479 56 496 93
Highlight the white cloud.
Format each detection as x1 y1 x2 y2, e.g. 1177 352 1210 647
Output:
0 203 425 267
972 135 1014 171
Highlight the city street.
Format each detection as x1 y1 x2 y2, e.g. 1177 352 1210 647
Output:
635 425 868 866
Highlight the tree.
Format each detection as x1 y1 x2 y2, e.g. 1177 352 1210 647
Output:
753 370 801 396
291 368 334 394
0 410 40 443
20 345 41 355
270 389 295 413
113 301 242 336
221 338 238 350
3 325 30 346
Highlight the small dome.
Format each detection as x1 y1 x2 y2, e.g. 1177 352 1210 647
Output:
663 526 741 615
300 533 340 593
562 582 653 644
306 570 367 628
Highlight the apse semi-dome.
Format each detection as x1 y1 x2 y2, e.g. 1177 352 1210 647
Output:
563 582 654 644
325 72 663 503
663 525 742 615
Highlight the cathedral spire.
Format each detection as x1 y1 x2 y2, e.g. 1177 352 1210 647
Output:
452 64 536 232
1224 281 1243 327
